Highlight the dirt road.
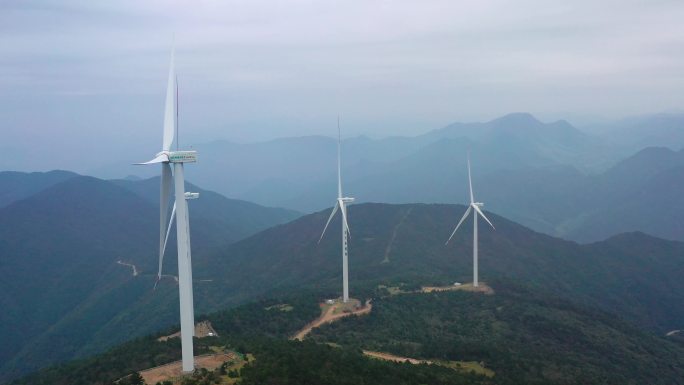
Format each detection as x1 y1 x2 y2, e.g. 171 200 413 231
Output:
382 207 413 263
116 260 138 276
363 350 431 365
292 299 372 341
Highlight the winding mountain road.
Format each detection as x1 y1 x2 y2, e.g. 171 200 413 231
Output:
116 260 139 276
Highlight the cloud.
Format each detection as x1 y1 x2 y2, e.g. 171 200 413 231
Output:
1 0 683 172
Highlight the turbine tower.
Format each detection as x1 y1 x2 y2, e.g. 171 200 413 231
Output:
137 45 198 372
445 153 495 287
319 117 355 303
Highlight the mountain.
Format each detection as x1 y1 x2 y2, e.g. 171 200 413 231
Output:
191 203 684 334
0 176 160 380
262 113 606 212
112 176 300 243
0 170 78 208
0 174 299 382
290 145 684 243
100 113 606 211
421 113 604 167
557 147 684 241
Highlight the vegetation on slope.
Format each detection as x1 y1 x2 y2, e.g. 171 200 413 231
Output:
204 203 684 334
309 283 684 385
11 283 684 385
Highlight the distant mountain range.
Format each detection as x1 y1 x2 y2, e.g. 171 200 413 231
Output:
479 146 684 242
92 112 681 243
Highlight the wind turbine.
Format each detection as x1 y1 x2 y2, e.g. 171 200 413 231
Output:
445 153 495 288
319 117 355 303
136 45 198 373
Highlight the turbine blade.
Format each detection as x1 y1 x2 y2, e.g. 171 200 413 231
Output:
318 202 339 243
135 153 168 165
340 202 351 238
474 205 495 230
467 152 474 204
337 115 342 199
159 202 177 280
158 164 173 282
162 45 176 152
446 206 472 245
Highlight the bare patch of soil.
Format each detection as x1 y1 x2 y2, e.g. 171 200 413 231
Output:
422 282 494 295
140 352 236 385
158 320 219 342
292 298 372 341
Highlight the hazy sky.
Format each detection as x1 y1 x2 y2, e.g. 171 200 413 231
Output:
2 0 683 172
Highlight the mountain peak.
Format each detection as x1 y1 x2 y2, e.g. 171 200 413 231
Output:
605 146 681 177
490 112 542 127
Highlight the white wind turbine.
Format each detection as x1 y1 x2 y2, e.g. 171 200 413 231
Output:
136 45 198 373
445 153 495 288
319 117 355 303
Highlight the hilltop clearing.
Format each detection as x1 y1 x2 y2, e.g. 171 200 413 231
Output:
292 299 372 340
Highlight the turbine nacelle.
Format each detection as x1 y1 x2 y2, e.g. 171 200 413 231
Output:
340 197 355 204
473 202 484 207
167 151 197 163
137 150 197 165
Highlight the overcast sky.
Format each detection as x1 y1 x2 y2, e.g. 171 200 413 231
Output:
1 0 683 172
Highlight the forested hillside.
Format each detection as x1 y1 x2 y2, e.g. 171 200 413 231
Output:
11 285 684 385
0 174 299 381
